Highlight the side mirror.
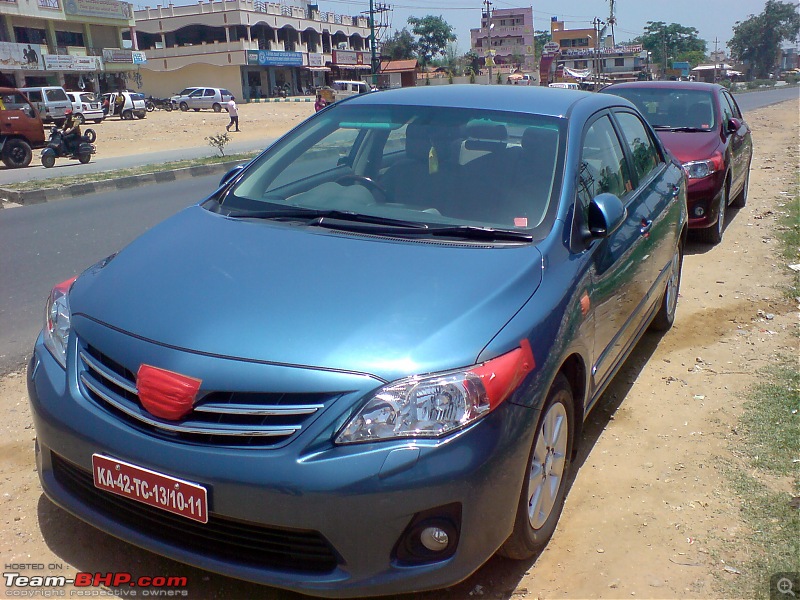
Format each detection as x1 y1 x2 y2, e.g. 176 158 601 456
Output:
727 117 742 134
587 193 627 239
219 164 245 188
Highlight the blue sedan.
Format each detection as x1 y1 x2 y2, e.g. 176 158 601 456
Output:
28 85 687 597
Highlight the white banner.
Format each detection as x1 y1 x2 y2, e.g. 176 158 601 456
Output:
0 41 45 70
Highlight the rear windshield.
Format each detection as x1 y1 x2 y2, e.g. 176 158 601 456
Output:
79 92 96 102
225 103 565 236
608 87 717 131
45 88 68 102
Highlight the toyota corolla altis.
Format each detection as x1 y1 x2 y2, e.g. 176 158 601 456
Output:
28 85 687 597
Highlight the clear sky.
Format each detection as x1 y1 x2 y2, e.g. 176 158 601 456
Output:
362 0 774 55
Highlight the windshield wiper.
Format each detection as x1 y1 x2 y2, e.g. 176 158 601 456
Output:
410 225 533 242
654 125 707 132
227 207 429 229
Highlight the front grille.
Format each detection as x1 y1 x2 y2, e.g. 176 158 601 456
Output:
51 453 339 574
76 339 342 447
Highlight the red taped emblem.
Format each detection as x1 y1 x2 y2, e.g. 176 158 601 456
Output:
136 365 201 420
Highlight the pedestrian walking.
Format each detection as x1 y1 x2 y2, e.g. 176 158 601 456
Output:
225 96 239 132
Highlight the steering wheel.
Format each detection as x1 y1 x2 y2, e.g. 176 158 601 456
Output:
335 173 387 202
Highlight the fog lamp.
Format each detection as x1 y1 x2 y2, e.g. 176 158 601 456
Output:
420 527 449 551
693 205 705 218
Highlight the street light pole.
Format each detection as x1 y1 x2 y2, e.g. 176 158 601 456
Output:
484 0 493 84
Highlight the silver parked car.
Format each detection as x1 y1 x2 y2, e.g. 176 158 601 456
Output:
173 87 233 112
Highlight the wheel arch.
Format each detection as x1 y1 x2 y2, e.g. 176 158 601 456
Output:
556 353 587 448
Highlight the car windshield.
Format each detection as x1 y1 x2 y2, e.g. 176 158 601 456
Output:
609 88 716 131
223 103 565 236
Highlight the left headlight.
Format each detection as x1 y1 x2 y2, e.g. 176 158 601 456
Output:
683 151 724 179
336 341 535 444
43 276 77 369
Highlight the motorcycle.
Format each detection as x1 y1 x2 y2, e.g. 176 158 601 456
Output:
145 95 173 112
41 126 96 168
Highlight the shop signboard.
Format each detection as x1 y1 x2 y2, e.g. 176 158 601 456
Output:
246 50 303 66
132 51 147 64
332 50 368 66
64 0 133 22
103 48 133 63
44 54 104 71
308 53 324 67
0 42 45 70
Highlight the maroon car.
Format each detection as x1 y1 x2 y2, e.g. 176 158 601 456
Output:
601 81 752 244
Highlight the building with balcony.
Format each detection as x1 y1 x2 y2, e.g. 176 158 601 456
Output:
0 0 140 93
541 17 645 86
129 0 373 101
470 7 535 73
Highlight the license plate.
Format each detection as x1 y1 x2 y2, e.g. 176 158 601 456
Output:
92 454 208 523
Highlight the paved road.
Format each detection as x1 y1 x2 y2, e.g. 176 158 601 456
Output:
0 173 218 375
734 84 799 112
0 138 270 187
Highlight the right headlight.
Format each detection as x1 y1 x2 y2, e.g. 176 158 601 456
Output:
43 276 77 369
336 341 535 444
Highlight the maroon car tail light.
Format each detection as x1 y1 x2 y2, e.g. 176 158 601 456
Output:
136 364 201 420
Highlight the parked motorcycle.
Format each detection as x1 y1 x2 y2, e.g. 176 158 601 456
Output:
41 126 96 168
145 95 173 112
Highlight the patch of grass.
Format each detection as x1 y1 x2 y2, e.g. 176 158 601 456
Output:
716 176 800 599
7 151 259 192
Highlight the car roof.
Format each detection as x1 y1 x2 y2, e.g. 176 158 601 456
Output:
344 84 629 119
602 81 724 93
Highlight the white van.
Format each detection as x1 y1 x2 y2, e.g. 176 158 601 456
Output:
548 82 580 90
19 86 72 123
332 80 371 102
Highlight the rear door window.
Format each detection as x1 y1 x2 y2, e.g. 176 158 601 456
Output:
204 89 215 97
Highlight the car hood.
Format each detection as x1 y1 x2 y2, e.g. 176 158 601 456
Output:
69 206 543 381
656 129 722 164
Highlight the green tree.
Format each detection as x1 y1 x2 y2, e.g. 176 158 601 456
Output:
637 22 706 73
729 0 800 78
464 49 481 75
381 28 417 60
533 30 551 66
407 15 456 66
509 51 525 70
443 41 460 75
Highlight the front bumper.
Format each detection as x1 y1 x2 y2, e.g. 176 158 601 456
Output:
28 332 540 598
686 172 725 230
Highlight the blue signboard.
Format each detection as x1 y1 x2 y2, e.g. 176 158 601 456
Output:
246 50 303 67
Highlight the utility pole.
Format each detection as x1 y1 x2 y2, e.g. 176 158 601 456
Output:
484 0 493 84
592 17 604 90
712 37 720 82
364 2 389 87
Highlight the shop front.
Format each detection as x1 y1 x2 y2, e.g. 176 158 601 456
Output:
330 49 373 84
244 50 304 99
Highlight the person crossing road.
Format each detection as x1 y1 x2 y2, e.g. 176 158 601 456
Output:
225 96 240 132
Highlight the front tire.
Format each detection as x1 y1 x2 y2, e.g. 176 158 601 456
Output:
500 373 574 560
730 163 750 208
650 242 683 331
2 138 33 168
179 102 188 112
41 151 56 168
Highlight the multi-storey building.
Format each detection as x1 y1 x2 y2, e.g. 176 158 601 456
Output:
129 0 372 101
0 0 141 93
542 17 645 86
470 7 535 73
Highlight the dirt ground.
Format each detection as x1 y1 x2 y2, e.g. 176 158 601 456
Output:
90 101 317 158
0 99 798 600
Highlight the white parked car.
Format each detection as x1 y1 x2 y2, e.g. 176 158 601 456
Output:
172 87 233 112
332 80 371 102
66 91 104 124
102 91 147 120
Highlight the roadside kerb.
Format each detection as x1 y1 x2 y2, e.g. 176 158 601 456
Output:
0 159 247 207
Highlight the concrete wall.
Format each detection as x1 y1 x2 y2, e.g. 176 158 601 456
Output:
139 63 243 99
